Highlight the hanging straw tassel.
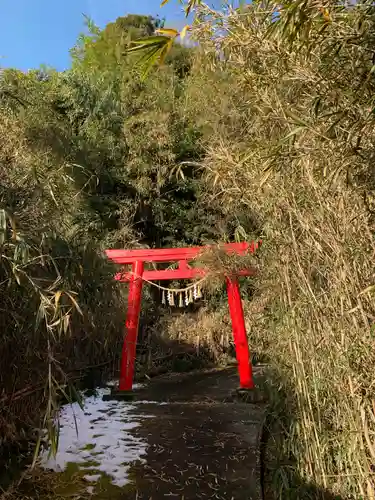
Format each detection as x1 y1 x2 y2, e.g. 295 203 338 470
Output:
162 290 166 305
179 291 184 307
197 285 202 299
185 290 190 306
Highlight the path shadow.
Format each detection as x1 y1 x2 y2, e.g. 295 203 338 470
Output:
283 479 346 500
263 473 347 500
136 323 217 379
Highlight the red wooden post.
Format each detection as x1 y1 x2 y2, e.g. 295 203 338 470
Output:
119 260 144 391
106 241 262 394
226 276 254 390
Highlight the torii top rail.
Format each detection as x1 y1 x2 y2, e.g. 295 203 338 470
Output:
106 241 262 392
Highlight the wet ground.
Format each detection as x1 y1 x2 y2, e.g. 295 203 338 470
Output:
40 367 266 500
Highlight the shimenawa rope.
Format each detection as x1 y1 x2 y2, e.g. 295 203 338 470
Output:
124 271 207 307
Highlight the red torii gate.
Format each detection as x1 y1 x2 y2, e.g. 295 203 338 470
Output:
106 241 262 394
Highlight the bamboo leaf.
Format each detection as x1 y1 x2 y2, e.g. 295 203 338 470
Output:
69 383 84 411
66 292 83 316
284 109 309 127
63 314 71 334
0 209 6 245
180 25 190 40
54 290 63 309
185 0 201 16
137 45 163 66
31 435 42 469
359 285 375 296
48 185 59 207
159 38 174 65
6 211 17 240
127 36 170 52
127 36 173 77
137 47 164 79
13 267 21 285
0 209 6 230
48 318 62 328
35 301 46 330
282 126 306 141
155 28 179 38
259 168 273 186
48 420 58 457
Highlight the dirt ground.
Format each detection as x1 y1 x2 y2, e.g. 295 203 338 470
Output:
119 367 266 500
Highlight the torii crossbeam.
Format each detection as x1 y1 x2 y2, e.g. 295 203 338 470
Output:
106 241 262 395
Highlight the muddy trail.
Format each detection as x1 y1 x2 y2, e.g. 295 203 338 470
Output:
33 367 266 500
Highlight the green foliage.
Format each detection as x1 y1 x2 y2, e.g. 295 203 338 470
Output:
0 12 236 458
0 99 124 451
70 15 163 76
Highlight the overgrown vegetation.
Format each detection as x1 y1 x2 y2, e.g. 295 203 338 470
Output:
0 13 237 466
178 2 375 498
2 1 375 498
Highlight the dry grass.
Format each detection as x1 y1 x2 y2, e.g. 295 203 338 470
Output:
0 107 125 457
159 307 232 361
178 2 375 498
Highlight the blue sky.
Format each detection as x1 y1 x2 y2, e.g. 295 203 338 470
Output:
0 0 195 71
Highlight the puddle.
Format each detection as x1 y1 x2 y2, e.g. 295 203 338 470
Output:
39 384 156 489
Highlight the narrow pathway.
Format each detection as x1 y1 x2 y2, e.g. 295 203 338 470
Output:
124 367 265 499
38 367 265 500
